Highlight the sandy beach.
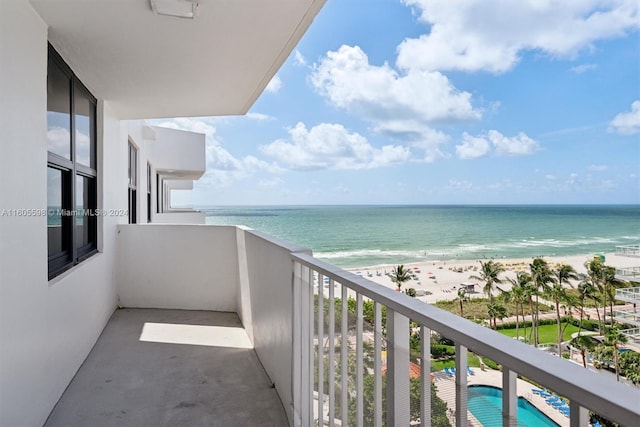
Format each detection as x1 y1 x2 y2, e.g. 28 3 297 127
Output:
344 252 638 304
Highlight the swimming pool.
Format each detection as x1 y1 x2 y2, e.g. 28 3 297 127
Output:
468 385 559 427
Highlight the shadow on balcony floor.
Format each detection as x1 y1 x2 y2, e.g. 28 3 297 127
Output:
45 308 288 427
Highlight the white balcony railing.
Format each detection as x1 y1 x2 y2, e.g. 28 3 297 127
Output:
613 309 640 327
615 267 640 281
615 245 640 257
616 287 640 304
292 253 639 427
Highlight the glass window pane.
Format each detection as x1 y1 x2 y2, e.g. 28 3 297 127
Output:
48 168 63 256
47 60 71 159
76 175 89 248
74 87 94 167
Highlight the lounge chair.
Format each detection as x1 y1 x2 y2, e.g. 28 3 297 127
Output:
467 367 475 375
444 367 453 376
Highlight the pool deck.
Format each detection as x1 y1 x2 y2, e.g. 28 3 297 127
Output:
432 368 569 427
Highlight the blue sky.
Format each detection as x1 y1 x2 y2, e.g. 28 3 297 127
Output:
156 0 640 206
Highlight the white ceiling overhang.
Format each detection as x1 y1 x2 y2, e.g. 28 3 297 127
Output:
30 0 325 119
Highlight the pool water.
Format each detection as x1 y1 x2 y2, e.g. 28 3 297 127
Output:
468 385 559 427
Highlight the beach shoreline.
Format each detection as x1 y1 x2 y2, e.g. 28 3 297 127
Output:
336 252 637 304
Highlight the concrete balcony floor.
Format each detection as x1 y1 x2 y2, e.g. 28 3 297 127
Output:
45 309 288 427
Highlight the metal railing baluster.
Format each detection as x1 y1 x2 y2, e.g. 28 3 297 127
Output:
421 325 431 427
374 302 383 427
328 278 335 427
356 293 364 427
340 285 348 426
317 273 324 425
455 343 468 427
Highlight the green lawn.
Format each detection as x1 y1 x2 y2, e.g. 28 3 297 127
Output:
431 356 482 371
498 322 579 344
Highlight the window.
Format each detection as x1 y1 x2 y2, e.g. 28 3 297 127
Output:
128 142 137 224
47 45 97 279
147 163 152 223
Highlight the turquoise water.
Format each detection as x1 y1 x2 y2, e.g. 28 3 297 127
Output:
468 385 559 427
202 205 639 268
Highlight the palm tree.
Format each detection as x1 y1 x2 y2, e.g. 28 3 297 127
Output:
487 302 507 330
548 264 578 356
545 283 570 357
470 260 504 303
571 335 596 368
529 258 553 347
500 288 515 334
605 326 629 382
502 272 531 342
602 265 623 325
390 265 411 291
585 258 605 330
577 279 598 334
456 288 467 318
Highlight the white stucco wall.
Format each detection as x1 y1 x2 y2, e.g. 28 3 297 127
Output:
152 125 205 177
154 212 206 224
0 2 123 425
238 229 312 425
115 225 238 311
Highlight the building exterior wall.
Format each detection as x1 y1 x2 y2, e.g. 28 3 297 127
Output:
115 225 238 311
1 2 136 425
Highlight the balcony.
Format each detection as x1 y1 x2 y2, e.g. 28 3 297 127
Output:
616 287 640 304
615 245 640 258
47 225 639 426
616 267 640 282
613 309 640 327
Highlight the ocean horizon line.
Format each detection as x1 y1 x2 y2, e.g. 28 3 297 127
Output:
190 203 640 209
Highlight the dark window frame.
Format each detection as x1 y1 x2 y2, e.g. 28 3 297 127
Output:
47 44 98 279
128 142 137 224
147 162 152 223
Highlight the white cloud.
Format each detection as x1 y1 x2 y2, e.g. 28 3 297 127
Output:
588 164 608 172
545 174 557 181
260 122 411 170
455 130 539 159
156 118 278 187
294 50 307 66
609 100 640 134
570 63 597 74
258 177 284 188
265 74 283 93
310 45 480 159
446 179 473 190
398 0 639 73
489 130 539 156
455 133 490 159
246 112 275 121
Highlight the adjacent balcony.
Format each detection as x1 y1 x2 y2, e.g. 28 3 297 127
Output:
47 225 639 426
615 245 640 258
616 287 640 304
613 309 640 328
615 267 640 282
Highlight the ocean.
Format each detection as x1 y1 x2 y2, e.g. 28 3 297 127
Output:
201 205 640 268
